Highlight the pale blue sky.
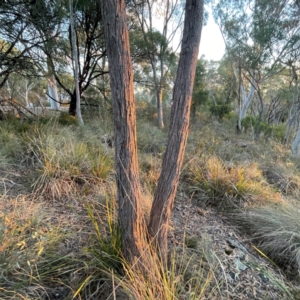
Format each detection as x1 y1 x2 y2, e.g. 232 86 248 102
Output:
199 14 226 61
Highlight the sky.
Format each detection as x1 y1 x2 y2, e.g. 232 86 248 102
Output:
199 14 226 61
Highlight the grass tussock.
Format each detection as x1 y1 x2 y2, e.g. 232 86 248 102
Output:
233 203 300 280
0 120 30 165
27 123 113 199
73 191 220 300
186 155 283 209
1 110 300 298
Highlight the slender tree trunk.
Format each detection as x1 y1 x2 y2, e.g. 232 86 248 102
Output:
148 0 204 260
284 69 299 145
69 0 84 125
238 74 256 128
254 85 264 142
151 58 165 128
290 73 300 153
69 93 77 116
47 75 60 110
101 0 146 263
157 87 164 128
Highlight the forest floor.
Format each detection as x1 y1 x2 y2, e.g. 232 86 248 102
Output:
171 195 293 299
0 110 300 299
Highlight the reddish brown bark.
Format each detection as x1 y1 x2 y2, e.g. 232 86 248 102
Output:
101 0 145 263
101 0 204 264
148 0 204 258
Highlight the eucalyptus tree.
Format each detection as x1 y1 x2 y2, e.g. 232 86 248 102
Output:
191 57 208 117
129 0 184 128
27 0 65 110
69 0 83 125
0 0 46 89
214 0 300 138
40 0 107 116
101 0 203 263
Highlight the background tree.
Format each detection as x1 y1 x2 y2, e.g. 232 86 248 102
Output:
69 0 83 125
45 0 107 116
129 0 184 128
0 0 46 88
214 0 300 140
191 57 209 117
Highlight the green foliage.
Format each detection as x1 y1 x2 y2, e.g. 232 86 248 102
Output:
209 104 232 119
242 116 286 141
264 123 286 142
130 29 174 64
191 59 209 116
241 115 256 133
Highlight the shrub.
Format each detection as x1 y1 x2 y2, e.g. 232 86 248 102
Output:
209 104 232 120
263 124 286 142
241 115 256 133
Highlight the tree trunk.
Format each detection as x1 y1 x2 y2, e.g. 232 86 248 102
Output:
157 87 164 128
292 126 300 156
238 74 256 130
151 58 165 128
284 70 299 145
148 0 204 260
47 75 60 110
101 0 146 263
69 0 84 125
69 93 76 116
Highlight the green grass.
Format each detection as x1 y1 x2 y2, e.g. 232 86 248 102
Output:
23 121 114 199
0 110 299 298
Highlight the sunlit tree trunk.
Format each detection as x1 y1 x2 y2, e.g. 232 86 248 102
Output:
101 0 146 263
148 0 204 260
102 0 203 264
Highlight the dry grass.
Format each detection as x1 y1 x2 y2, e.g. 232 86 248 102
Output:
185 155 284 209
1 111 300 298
25 121 114 200
233 203 300 280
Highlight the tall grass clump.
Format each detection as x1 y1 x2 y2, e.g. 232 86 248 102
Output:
74 193 125 299
28 123 113 199
233 203 300 280
186 155 283 209
74 191 220 300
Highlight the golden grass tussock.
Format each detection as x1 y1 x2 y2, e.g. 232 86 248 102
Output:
28 124 114 200
186 155 284 209
1 112 300 298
